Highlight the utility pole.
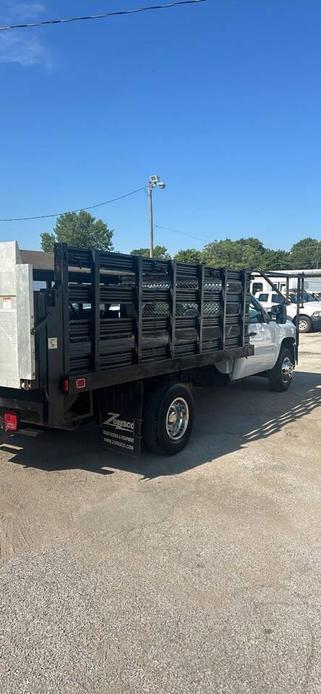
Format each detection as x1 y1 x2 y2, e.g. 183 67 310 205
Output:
147 180 154 259
147 175 166 258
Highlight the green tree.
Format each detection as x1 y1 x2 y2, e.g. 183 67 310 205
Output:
40 233 56 252
174 248 202 264
260 248 291 270
40 211 113 252
289 238 321 269
130 247 149 257
199 237 292 270
201 238 266 269
130 245 170 260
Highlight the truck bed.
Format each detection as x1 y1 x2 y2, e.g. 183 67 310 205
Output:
0 242 252 428
56 245 251 382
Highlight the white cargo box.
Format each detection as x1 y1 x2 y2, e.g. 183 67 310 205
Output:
0 241 35 388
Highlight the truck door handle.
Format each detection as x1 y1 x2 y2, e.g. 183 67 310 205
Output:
248 331 257 337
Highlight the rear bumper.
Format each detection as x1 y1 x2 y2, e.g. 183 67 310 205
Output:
0 387 46 427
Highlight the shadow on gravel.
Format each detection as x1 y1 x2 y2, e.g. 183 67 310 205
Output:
1 371 321 479
0 426 114 476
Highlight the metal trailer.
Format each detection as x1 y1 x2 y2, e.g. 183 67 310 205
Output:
0 242 253 455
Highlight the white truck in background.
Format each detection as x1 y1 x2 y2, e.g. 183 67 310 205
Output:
254 289 321 333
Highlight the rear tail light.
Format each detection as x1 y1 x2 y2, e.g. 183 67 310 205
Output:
75 377 87 390
62 377 87 393
4 412 18 432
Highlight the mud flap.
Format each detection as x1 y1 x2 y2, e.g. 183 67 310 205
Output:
101 382 143 457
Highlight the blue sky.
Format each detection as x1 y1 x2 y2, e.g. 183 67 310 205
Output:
0 0 321 254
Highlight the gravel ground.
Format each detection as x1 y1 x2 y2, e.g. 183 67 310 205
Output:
1 334 321 693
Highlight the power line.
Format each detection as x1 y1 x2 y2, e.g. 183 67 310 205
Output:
0 0 207 32
0 186 145 222
155 223 212 244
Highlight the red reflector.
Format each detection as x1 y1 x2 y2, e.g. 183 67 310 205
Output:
75 377 87 390
63 378 69 394
4 412 18 432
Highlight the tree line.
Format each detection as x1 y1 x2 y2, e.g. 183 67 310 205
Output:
41 211 321 270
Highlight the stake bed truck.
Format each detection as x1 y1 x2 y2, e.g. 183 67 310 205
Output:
0 242 296 455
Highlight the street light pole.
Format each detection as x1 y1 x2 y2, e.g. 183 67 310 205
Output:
147 181 154 259
147 175 166 258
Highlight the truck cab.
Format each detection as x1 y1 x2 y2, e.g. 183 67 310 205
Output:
218 295 296 386
255 290 321 333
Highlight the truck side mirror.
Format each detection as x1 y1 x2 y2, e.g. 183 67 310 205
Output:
270 304 287 324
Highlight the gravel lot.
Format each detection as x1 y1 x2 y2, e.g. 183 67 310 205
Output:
1 333 321 693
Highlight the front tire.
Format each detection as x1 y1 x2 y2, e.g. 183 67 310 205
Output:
268 347 294 392
143 382 194 455
296 315 312 333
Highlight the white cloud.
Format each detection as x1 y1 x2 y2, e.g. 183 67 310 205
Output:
0 2 50 67
4 2 45 20
0 33 48 66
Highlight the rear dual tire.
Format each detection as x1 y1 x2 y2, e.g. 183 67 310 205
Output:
143 383 194 455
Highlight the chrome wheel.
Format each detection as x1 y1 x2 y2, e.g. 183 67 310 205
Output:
165 397 189 441
281 356 294 384
299 318 310 332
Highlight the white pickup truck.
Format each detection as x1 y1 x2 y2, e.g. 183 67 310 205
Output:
214 295 296 392
255 290 321 333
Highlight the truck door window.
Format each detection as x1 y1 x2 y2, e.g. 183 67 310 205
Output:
258 293 269 302
303 291 315 302
249 298 265 324
252 282 263 294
